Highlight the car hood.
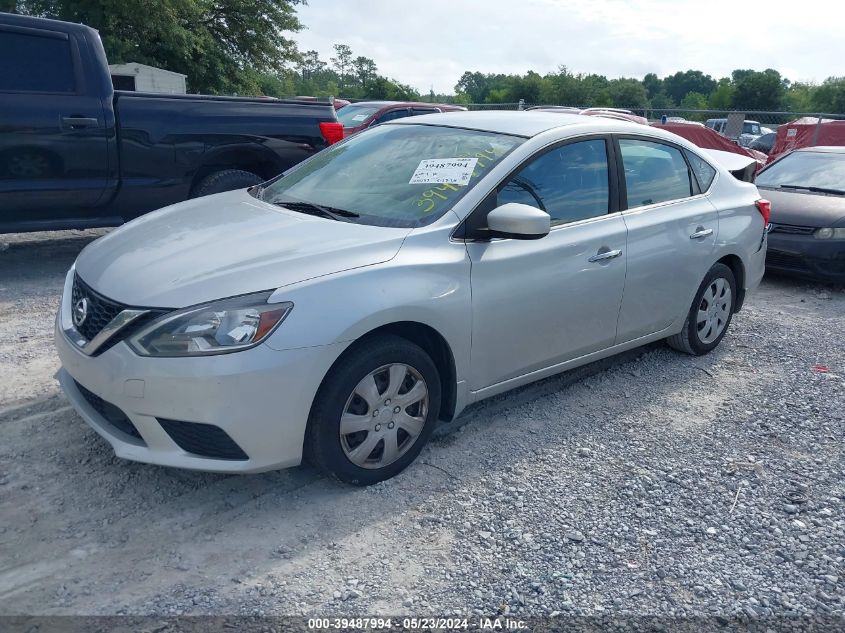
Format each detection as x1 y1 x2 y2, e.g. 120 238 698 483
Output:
75 189 411 308
759 187 845 228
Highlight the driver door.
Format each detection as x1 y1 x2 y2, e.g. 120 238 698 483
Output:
465 137 628 391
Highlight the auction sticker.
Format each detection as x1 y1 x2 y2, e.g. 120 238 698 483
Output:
409 158 478 185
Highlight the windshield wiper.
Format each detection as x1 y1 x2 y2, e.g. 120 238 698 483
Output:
779 184 845 196
270 199 359 221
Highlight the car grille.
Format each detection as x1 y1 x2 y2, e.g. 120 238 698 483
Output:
74 380 145 443
158 419 249 461
768 223 816 235
71 274 125 342
71 274 167 354
766 251 808 271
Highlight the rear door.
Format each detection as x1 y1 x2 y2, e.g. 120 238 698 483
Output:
467 137 628 390
0 23 110 227
614 136 719 342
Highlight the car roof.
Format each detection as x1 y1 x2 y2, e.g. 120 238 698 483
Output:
348 100 458 109
795 146 845 154
388 110 644 137
346 101 401 107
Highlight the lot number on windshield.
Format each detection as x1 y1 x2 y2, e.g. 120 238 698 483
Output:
409 158 478 185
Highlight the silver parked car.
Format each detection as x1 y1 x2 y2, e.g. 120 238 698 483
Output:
55 112 769 485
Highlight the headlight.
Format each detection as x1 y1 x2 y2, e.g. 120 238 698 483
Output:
814 228 845 239
128 292 292 357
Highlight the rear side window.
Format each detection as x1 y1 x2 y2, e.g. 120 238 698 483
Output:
685 151 717 191
619 139 692 208
0 30 75 93
375 109 410 124
497 139 610 226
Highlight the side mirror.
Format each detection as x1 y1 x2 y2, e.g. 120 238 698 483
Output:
487 203 550 240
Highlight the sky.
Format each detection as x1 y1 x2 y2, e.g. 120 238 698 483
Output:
293 0 845 96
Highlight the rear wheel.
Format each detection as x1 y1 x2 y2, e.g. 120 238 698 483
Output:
306 335 441 485
667 263 736 355
191 169 263 198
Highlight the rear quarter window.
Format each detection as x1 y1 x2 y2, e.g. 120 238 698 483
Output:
685 151 717 191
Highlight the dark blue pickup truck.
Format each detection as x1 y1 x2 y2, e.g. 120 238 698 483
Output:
0 13 343 233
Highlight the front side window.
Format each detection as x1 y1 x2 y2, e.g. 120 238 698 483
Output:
411 108 438 116
260 124 524 227
0 30 75 93
497 139 610 226
619 139 692 208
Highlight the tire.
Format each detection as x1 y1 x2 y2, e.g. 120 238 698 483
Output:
667 263 737 356
190 169 263 198
305 334 441 486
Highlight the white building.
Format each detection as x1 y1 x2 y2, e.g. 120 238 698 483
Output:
108 62 187 94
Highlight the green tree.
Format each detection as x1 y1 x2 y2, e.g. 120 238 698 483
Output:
455 71 492 103
663 70 717 105
330 43 353 91
811 77 845 113
648 91 675 109
352 55 378 90
16 0 305 95
731 68 786 110
708 78 734 110
642 72 663 100
680 91 709 120
784 81 815 112
297 50 326 81
364 76 420 101
607 77 648 108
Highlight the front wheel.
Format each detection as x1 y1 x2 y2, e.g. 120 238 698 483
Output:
191 169 263 198
305 335 441 485
667 263 737 355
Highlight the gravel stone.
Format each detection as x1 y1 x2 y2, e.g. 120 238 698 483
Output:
1 232 843 620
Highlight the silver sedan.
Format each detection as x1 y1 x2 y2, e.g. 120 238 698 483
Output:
55 111 769 484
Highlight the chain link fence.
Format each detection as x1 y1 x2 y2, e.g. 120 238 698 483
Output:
465 102 845 128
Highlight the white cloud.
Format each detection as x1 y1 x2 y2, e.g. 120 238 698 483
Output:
293 0 845 95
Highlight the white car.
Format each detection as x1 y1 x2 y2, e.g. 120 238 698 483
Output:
55 112 769 485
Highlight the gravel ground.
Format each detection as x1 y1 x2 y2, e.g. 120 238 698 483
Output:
0 230 843 622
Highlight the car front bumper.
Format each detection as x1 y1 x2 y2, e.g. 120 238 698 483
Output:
766 233 845 283
55 314 348 473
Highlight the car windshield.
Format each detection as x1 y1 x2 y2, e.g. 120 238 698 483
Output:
756 151 845 192
336 104 381 126
260 124 524 227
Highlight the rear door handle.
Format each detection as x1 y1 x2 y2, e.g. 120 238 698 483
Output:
689 228 714 239
62 116 99 129
588 249 622 262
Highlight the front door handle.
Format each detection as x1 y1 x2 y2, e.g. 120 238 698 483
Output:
61 116 99 129
588 249 622 263
690 228 714 239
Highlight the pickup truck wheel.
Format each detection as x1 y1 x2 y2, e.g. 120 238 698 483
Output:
305 334 441 486
191 169 263 198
